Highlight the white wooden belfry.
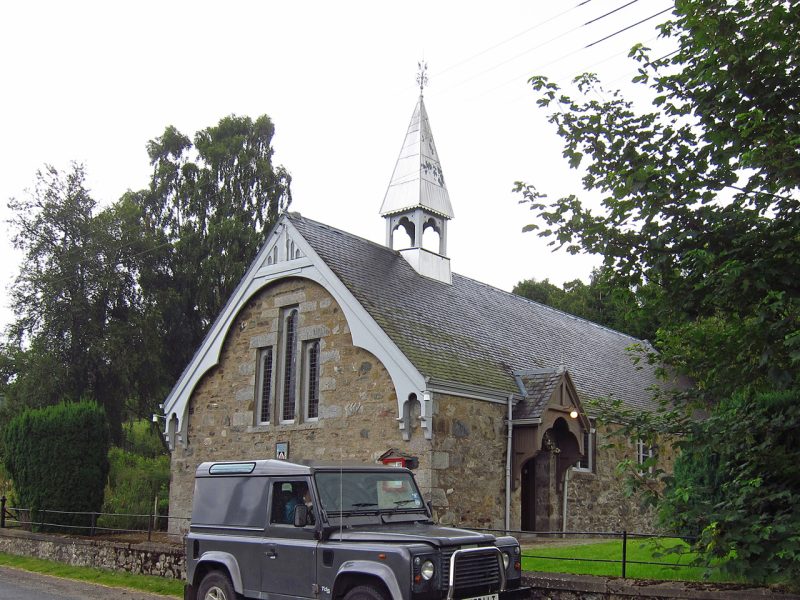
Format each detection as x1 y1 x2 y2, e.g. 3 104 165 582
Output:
381 62 454 284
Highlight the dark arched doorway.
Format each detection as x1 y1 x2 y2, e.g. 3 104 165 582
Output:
520 417 581 531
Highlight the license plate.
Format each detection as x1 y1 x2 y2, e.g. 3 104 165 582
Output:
465 594 498 600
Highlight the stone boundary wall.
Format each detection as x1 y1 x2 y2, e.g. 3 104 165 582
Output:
0 529 185 580
2 529 797 600
523 572 800 600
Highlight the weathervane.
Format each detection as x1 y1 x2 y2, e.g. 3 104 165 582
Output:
416 60 428 96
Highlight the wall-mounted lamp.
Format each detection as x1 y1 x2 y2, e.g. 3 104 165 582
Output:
569 409 579 419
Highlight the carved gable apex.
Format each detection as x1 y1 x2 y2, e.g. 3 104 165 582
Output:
257 218 306 269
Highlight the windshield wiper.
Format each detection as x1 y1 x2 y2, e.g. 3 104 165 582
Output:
325 502 380 517
393 500 419 506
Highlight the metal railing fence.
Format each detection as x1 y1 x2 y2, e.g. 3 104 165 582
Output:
472 528 701 579
1 499 704 578
0 495 189 541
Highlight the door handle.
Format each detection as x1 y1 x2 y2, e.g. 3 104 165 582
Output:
265 544 278 559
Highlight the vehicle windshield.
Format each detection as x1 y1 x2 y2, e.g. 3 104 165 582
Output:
314 471 425 515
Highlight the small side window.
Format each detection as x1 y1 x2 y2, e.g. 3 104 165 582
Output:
636 438 655 474
270 480 315 526
574 422 595 473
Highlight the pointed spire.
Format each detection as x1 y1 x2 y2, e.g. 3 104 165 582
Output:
380 75 454 220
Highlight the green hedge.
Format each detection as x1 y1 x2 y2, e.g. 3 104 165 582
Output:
3 401 109 532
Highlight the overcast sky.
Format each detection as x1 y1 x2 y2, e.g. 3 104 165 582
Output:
0 0 675 332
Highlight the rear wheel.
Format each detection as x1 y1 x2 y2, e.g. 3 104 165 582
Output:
197 571 237 600
344 584 388 600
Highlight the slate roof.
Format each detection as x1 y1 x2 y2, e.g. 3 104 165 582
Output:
289 214 665 413
512 370 564 420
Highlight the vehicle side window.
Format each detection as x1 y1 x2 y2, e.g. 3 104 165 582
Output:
270 480 315 526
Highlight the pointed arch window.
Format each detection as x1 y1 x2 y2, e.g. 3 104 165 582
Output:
281 308 298 422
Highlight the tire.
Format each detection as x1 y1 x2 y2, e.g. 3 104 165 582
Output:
197 571 238 600
343 584 388 600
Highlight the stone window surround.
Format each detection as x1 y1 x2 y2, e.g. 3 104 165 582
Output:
253 306 328 428
248 420 321 435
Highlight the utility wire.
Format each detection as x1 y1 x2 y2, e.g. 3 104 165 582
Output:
436 3 671 97
605 48 679 87
432 2 584 79
468 22 666 102
586 8 672 48
435 20 587 95
584 0 641 27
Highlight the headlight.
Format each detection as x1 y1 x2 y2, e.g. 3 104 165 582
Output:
421 560 435 580
502 552 510 569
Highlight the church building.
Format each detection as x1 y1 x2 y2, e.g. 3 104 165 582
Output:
162 88 672 535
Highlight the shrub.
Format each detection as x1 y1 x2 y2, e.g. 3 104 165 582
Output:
121 419 167 458
661 388 800 584
3 401 109 532
99 447 169 532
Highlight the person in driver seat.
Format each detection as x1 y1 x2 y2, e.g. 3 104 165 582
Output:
284 485 315 525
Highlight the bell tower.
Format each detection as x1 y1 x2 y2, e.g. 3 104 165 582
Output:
380 62 454 284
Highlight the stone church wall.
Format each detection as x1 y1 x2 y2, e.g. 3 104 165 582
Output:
430 394 508 531
565 425 677 534
168 277 432 532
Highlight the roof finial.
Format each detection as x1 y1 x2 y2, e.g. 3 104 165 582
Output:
416 60 428 96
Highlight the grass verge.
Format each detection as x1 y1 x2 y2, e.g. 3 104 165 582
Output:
521 537 735 582
0 552 183 597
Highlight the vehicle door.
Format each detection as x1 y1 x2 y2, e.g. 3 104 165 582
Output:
261 477 319 598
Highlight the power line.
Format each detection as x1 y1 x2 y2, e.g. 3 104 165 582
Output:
586 7 672 48
467 24 666 103
434 3 673 99
435 20 588 95
584 0 641 27
432 2 585 80
604 47 679 87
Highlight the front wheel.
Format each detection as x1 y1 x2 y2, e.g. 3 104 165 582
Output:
344 584 389 600
197 571 237 600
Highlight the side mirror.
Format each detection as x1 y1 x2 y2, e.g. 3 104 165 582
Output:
294 504 308 527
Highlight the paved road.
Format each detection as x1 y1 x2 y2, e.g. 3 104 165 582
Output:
0 566 175 600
